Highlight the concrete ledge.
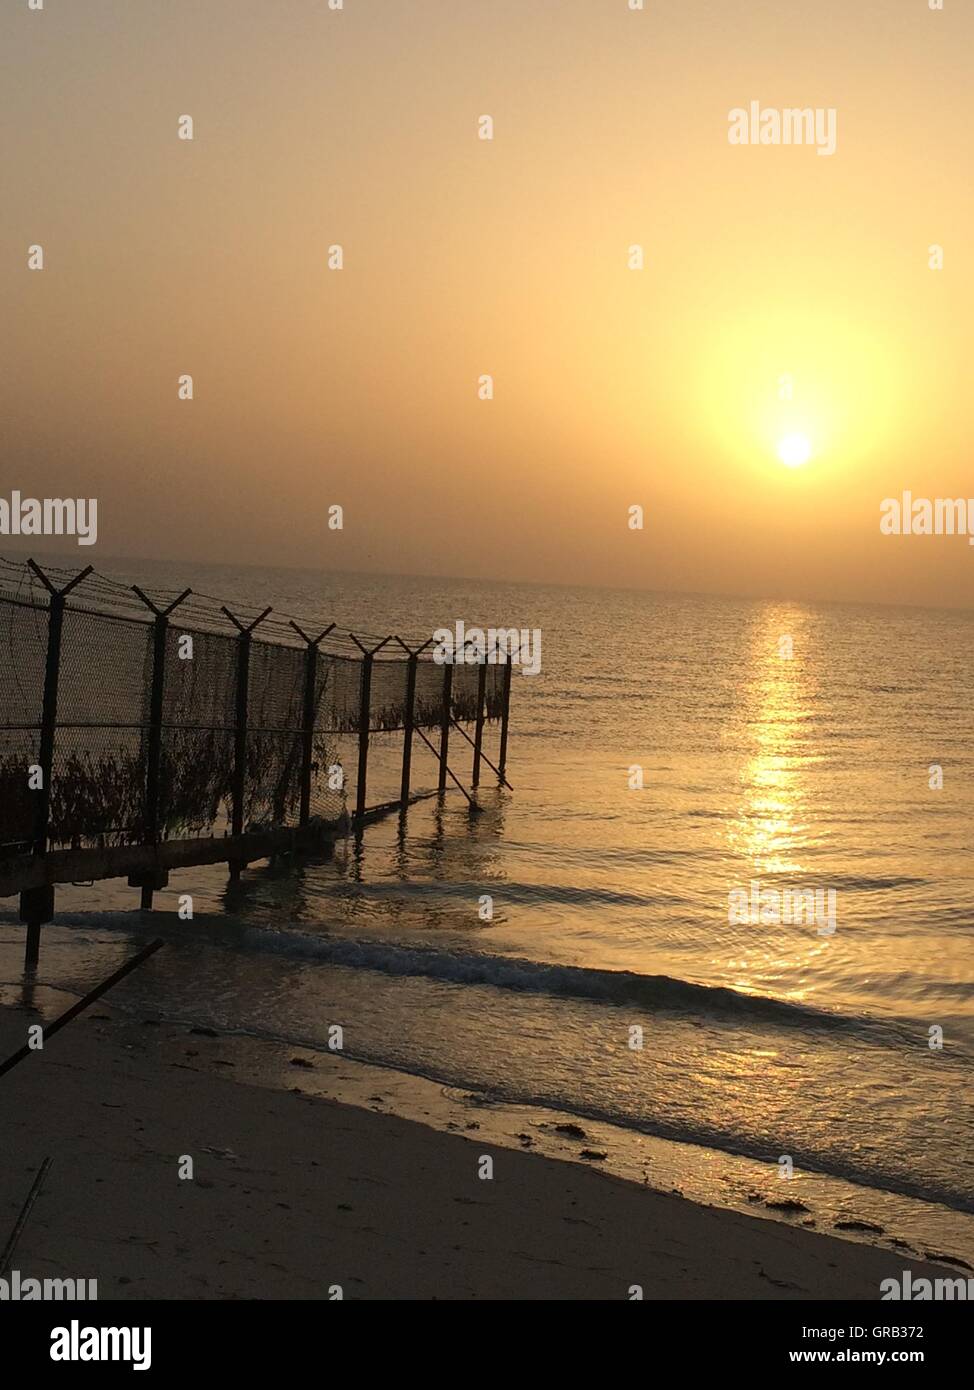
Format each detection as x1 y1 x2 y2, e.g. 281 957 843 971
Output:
0 821 342 900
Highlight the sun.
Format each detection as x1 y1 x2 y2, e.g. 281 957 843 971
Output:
776 433 812 468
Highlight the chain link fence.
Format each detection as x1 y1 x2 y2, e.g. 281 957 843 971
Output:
0 558 509 858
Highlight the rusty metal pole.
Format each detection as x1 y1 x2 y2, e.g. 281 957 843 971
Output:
497 655 514 783
401 652 417 803
290 622 335 826
222 605 272 879
472 660 488 789
132 586 191 909
356 652 373 819
438 662 454 794
20 562 92 969
350 636 391 821
393 636 432 808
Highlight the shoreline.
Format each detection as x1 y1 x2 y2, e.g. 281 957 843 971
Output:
0 999 963 1300
4 925 973 1272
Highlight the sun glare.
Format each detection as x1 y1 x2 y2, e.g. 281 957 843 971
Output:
777 434 812 468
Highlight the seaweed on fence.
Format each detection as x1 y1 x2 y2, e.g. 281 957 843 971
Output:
0 755 34 851
485 670 507 721
1 746 148 850
49 746 146 847
244 730 303 828
157 727 236 838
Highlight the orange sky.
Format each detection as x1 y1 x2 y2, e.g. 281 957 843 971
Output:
2 0 973 606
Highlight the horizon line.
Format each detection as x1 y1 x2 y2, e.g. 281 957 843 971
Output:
1 543 973 621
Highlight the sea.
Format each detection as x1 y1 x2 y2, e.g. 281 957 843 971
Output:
3 557 974 1266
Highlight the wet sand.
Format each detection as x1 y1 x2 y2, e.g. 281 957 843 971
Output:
0 1002 957 1300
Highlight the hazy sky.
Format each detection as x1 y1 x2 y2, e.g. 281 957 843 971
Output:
2 0 973 606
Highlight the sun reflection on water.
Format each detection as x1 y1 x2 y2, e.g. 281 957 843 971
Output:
723 605 836 999
729 604 814 877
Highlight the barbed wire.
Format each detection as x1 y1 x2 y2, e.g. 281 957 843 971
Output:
0 555 426 660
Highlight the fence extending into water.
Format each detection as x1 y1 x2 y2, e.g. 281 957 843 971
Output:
0 557 513 965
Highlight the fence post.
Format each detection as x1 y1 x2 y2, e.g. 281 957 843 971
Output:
131 586 191 909
289 621 335 826
497 655 513 783
393 636 432 807
356 652 373 819
401 652 417 802
472 659 488 789
20 561 93 969
350 635 392 820
438 662 454 794
222 605 272 878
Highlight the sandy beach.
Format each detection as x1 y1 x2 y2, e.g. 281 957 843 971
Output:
0 1002 954 1302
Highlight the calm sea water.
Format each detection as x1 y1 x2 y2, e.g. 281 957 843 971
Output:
3 558 974 1233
